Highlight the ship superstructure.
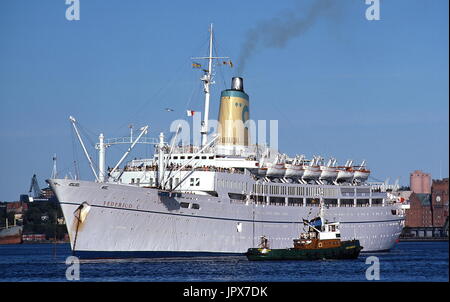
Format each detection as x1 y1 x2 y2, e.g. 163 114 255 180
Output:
48 25 410 258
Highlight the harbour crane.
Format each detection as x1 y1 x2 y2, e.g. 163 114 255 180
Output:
28 174 43 198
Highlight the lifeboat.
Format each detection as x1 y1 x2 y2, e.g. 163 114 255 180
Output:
284 155 305 178
258 166 268 176
336 160 354 183
302 157 321 181
353 160 370 183
319 158 338 182
266 155 286 177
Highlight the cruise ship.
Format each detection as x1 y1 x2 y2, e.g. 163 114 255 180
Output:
48 25 410 258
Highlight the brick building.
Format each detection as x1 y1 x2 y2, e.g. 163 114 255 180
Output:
431 178 449 227
6 201 28 214
405 176 449 228
410 170 431 194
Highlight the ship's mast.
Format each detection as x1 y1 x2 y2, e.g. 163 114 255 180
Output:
51 154 58 179
192 24 229 148
319 197 325 231
201 24 214 147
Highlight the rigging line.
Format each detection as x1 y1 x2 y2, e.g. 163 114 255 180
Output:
107 60 186 137
368 175 385 182
54 160 78 179
182 81 202 124
212 37 228 90
184 78 202 109
110 34 211 137
73 121 100 174
213 33 236 79
74 119 98 150
70 123 80 179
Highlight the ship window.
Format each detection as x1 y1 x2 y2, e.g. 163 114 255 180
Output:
201 156 207 159
195 156 200 159
269 197 285 206
180 202 190 208
250 195 266 204
357 199 369 206
372 198 383 205
209 156 214 159
69 183 80 187
190 178 200 186
288 198 303 206
228 193 246 201
306 198 318 206
324 199 338 206
180 156 185 159
192 203 200 210
340 199 354 206
173 156 178 159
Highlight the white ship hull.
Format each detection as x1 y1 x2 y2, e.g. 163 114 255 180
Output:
50 179 405 258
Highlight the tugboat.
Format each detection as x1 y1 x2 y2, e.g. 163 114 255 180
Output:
246 201 363 260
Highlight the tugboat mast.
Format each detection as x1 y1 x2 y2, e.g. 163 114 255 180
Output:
319 197 325 231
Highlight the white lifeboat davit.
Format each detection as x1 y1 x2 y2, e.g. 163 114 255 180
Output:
336 160 354 183
302 157 321 181
319 158 338 182
353 160 370 183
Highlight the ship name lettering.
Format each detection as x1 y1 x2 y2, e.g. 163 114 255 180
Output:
103 201 134 209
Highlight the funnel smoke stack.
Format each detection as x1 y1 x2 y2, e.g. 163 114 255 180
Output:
217 77 250 155
231 77 244 91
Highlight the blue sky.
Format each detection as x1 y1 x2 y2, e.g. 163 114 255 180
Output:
0 0 448 201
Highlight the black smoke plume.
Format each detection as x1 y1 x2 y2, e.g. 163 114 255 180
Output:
237 0 337 75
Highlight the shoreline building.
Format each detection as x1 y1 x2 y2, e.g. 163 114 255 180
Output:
404 170 448 237
410 170 431 194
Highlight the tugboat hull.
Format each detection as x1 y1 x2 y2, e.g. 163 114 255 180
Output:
246 240 362 261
